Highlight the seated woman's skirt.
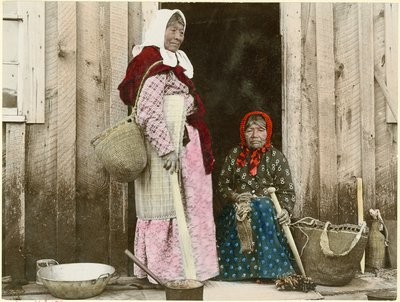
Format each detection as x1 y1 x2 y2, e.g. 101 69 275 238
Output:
216 197 295 280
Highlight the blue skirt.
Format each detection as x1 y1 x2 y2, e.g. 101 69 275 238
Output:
216 197 295 280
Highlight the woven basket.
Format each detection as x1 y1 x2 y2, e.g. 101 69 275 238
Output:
291 217 369 286
91 115 147 182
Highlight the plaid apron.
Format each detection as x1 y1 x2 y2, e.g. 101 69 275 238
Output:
135 95 186 219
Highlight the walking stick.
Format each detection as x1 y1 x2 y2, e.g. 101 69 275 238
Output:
356 178 365 274
166 95 196 280
171 173 197 280
267 187 306 277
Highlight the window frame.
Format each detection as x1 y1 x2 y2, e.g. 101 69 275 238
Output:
2 2 45 124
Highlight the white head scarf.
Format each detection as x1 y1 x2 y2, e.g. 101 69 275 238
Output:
132 9 194 79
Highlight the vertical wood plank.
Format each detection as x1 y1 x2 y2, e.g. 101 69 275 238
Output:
373 3 397 219
4 123 26 280
315 3 338 222
2 124 5 272
57 1 77 264
127 2 142 276
358 3 376 213
24 1 59 280
128 2 143 56
128 2 158 60
384 3 398 123
337 180 358 224
76 1 110 263
280 3 303 217
141 2 159 39
126 2 158 275
299 3 320 219
109 1 129 273
334 3 362 224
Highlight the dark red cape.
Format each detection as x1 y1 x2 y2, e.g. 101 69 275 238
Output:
118 46 214 174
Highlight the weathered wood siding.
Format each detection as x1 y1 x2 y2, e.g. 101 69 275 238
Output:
2 1 158 280
282 2 397 224
374 3 398 218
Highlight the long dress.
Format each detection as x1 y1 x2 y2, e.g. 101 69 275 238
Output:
133 70 219 282
216 145 296 280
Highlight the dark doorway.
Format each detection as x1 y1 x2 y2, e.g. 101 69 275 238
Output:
162 3 282 213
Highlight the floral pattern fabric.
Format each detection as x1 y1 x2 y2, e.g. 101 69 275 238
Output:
216 197 295 280
218 146 295 213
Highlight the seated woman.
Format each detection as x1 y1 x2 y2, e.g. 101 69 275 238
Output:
216 111 296 281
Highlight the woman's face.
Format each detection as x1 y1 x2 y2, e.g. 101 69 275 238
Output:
164 20 185 52
245 121 267 149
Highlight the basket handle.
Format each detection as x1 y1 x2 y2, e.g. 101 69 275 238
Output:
131 60 163 119
320 221 367 257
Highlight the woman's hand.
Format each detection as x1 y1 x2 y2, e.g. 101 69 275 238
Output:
277 209 290 225
162 151 179 174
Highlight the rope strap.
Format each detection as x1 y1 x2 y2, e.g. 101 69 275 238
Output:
320 221 367 257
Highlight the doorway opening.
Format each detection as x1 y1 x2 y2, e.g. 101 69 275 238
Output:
163 3 282 212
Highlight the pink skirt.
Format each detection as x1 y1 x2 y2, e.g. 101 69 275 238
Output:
133 125 219 282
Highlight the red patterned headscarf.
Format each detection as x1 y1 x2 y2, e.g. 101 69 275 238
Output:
236 111 273 176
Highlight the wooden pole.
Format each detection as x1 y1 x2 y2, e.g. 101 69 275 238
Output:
267 187 306 276
357 178 365 273
171 173 196 280
167 95 196 280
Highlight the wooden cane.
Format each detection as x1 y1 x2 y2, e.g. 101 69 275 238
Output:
170 173 196 280
166 95 196 280
357 178 365 274
267 187 306 277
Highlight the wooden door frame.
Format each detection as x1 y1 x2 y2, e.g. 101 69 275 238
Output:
280 3 302 203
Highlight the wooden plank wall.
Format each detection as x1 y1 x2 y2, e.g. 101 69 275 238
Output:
374 4 398 219
56 1 77 265
359 4 376 218
24 2 59 281
283 2 397 223
281 3 305 215
299 3 319 218
2 1 157 280
3 124 26 280
109 2 129 271
315 3 338 222
384 4 398 123
76 0 111 266
334 3 361 224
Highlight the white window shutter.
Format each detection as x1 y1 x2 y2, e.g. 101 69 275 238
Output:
20 2 45 124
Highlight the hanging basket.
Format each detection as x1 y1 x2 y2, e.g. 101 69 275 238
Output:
291 217 369 286
91 115 147 183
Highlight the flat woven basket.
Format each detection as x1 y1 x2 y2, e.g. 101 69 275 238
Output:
291 217 369 286
91 115 147 183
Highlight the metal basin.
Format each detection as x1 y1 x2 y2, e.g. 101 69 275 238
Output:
38 263 115 299
124 250 204 300
165 279 204 300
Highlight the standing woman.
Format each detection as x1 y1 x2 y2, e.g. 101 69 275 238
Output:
118 9 219 282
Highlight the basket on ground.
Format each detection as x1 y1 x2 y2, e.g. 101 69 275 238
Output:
291 217 369 286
